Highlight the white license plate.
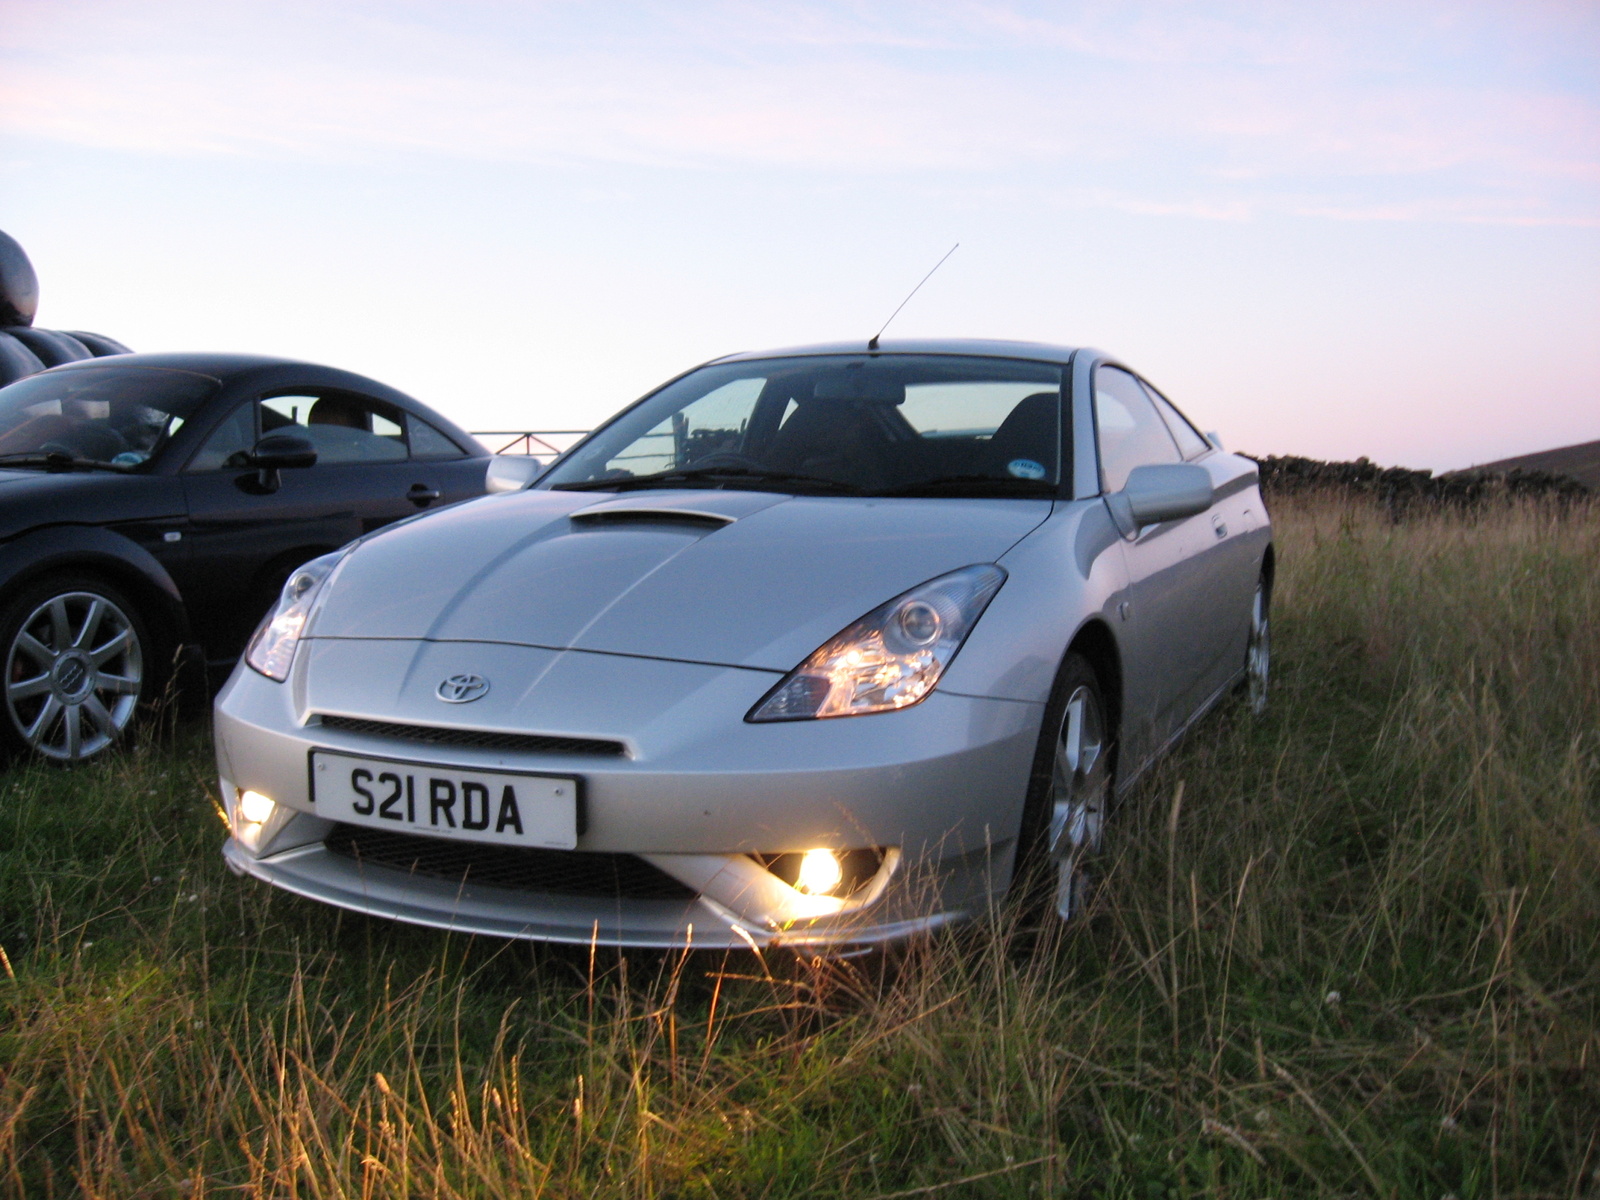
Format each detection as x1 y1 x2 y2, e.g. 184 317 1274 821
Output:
310 750 580 850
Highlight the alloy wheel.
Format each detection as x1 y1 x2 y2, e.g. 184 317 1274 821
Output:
1047 682 1110 920
4 590 144 762
1246 581 1270 716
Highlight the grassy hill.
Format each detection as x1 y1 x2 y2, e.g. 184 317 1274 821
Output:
1 494 1596 1198
1465 438 1600 491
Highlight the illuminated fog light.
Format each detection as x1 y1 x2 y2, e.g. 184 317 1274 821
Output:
238 790 276 824
795 849 844 896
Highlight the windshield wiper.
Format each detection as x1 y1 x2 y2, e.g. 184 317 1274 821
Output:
0 451 129 473
552 466 864 495
874 474 1056 498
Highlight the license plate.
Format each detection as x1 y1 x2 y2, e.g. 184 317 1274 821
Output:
309 750 580 850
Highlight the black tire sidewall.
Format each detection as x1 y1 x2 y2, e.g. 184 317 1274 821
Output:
0 573 156 763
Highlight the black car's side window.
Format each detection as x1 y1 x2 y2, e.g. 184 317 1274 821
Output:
406 413 467 460
1093 366 1182 493
186 402 256 471
264 393 408 465
1141 381 1211 460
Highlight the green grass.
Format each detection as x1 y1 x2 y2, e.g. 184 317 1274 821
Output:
1 495 1596 1198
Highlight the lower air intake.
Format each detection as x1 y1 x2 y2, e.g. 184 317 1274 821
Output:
324 824 696 901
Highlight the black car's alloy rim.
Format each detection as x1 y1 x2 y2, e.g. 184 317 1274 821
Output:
5 591 143 761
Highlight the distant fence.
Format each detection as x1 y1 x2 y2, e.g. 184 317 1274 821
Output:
473 431 589 464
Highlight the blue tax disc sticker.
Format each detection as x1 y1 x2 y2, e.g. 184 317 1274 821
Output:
1007 458 1046 480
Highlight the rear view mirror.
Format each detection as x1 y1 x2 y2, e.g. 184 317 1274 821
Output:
248 433 317 470
1106 463 1214 536
486 454 544 493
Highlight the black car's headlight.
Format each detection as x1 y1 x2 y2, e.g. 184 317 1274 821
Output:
244 551 348 681
746 564 1006 722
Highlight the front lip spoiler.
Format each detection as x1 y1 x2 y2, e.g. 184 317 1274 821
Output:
223 839 959 951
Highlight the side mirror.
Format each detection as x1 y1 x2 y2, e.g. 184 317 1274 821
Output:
239 432 317 494
248 432 318 470
485 453 544 493
1106 463 1214 537
1205 431 1224 451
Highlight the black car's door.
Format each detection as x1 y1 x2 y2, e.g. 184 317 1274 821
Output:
176 389 482 663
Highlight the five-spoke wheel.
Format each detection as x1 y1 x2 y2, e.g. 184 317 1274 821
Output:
2 578 147 763
1019 653 1113 923
1245 577 1270 716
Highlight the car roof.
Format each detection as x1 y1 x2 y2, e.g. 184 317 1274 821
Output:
39 352 482 449
710 338 1082 366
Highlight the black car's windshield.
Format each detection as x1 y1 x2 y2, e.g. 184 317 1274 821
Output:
0 366 218 470
543 354 1064 498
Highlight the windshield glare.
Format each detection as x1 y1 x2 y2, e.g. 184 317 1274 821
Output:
0 366 217 469
543 354 1064 496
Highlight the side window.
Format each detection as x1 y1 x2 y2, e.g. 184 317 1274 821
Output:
406 413 466 460
262 392 407 465
1094 366 1181 493
186 402 256 472
1142 381 1211 460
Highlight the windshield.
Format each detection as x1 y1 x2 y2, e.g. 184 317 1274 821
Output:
542 354 1064 497
0 366 218 470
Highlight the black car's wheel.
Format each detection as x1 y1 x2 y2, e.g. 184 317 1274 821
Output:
0 575 150 764
1014 652 1114 922
1244 576 1270 716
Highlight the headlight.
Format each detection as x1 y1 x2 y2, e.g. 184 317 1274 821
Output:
244 551 347 681
747 563 1005 721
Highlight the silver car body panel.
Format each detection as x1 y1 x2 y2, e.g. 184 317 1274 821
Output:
214 339 1272 948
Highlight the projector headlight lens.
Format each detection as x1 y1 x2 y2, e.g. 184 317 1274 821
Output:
747 564 1005 721
245 550 348 681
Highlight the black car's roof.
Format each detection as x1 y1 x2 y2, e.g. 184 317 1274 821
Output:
41 352 480 448
711 338 1083 366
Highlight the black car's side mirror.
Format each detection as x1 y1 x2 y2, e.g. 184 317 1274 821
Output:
242 433 317 493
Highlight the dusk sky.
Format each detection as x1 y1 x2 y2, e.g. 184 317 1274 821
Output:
2 0 1596 470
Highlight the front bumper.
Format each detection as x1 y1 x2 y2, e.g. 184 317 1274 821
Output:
215 639 1042 949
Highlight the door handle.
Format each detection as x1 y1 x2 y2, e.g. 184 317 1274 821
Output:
407 483 442 507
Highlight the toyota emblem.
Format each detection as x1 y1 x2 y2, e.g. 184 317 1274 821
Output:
436 673 489 703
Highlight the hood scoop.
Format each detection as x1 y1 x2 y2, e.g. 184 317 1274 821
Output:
569 504 733 530
566 490 790 530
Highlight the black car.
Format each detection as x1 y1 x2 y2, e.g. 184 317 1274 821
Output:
0 352 492 764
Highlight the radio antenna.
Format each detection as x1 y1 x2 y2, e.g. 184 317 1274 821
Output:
867 242 958 351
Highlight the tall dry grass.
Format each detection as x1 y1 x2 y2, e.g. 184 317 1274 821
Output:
0 494 1596 1198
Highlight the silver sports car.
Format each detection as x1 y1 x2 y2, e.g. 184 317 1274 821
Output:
214 340 1272 949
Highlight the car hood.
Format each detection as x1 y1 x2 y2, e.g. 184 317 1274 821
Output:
309 488 1053 671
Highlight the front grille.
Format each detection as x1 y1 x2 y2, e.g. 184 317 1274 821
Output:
315 715 626 758
324 823 696 901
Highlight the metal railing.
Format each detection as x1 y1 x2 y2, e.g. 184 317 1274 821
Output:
474 430 589 463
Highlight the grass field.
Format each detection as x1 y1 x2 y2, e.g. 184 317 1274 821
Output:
1 495 1596 1198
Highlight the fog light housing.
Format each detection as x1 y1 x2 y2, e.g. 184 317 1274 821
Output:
238 790 276 824
754 847 887 898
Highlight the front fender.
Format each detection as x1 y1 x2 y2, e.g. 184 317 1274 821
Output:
0 524 193 651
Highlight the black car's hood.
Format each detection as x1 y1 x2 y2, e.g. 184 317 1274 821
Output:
0 468 185 539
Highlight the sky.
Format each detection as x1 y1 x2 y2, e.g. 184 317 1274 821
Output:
2 0 1596 470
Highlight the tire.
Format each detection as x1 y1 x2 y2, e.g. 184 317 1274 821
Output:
0 330 45 386
0 327 92 368
63 330 133 357
0 575 152 765
1244 576 1270 716
1013 652 1114 922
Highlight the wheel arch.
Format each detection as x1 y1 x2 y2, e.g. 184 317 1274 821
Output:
0 527 192 663
1065 616 1123 753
